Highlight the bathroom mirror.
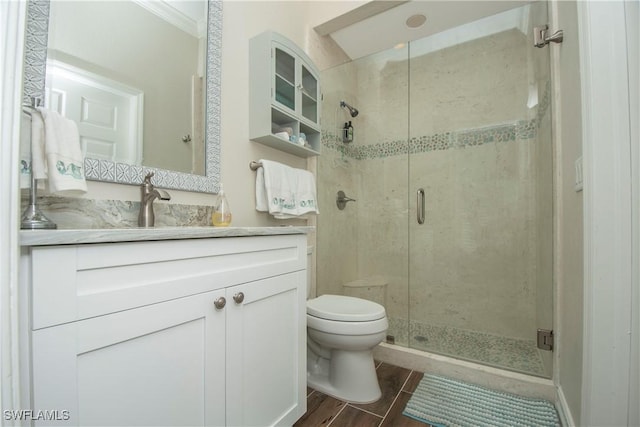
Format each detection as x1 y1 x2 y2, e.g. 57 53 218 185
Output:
22 0 221 193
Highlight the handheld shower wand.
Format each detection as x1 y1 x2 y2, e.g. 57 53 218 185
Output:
340 100 359 117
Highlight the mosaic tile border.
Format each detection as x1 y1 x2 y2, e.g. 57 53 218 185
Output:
322 80 551 161
537 80 552 125
386 317 546 377
322 119 536 160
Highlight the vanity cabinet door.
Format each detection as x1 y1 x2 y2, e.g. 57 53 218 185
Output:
225 271 307 427
31 290 226 427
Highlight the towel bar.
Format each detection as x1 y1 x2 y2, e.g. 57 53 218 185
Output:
249 161 262 171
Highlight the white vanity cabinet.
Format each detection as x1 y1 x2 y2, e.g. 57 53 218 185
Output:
23 234 307 427
249 31 321 157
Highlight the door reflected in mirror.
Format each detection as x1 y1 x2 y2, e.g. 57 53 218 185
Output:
45 0 207 175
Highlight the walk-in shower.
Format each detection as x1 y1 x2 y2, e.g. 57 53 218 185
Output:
317 1 553 378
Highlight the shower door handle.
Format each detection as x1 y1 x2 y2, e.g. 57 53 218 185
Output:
417 188 425 224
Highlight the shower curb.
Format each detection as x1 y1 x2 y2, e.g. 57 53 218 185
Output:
373 342 555 401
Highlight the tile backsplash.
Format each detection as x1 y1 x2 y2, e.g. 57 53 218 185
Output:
21 194 214 229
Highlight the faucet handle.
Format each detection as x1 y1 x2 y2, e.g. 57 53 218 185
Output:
143 172 155 185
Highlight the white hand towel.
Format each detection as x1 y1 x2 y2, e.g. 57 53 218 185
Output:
255 159 319 219
30 109 46 182
32 108 87 195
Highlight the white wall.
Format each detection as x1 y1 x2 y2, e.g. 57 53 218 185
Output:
626 2 639 424
219 1 312 226
578 0 637 425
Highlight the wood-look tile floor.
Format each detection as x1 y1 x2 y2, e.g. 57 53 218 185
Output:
294 362 430 427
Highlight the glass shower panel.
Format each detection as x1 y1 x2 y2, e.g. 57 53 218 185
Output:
317 46 410 344
407 2 553 377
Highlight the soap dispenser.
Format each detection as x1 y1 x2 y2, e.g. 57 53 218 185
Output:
212 184 232 226
343 122 353 143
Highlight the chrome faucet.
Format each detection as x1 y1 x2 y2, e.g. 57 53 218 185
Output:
138 172 171 227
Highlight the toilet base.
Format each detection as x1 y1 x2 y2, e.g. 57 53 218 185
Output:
307 348 381 404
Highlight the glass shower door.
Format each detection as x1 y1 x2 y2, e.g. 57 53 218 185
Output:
407 1 553 377
317 45 411 346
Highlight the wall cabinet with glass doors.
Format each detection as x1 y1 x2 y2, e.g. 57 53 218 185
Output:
249 31 321 157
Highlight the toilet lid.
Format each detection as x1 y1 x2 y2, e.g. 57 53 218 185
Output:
307 294 386 322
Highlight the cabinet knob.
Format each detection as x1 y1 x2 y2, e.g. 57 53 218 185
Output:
233 292 245 304
213 297 226 309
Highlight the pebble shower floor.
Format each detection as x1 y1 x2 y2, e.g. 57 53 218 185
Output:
387 318 546 377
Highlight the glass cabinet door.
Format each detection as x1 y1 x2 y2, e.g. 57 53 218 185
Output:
274 47 296 111
250 32 321 156
301 64 318 124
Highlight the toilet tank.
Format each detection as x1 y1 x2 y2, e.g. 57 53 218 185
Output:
343 276 388 307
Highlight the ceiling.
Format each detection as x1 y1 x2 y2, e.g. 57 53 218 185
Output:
322 0 535 60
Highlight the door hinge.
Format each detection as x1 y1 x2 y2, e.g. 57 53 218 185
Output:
537 329 554 351
534 25 564 48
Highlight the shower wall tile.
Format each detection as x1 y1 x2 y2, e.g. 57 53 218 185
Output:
408 29 529 136
406 139 537 340
355 156 409 321
316 61 360 297
320 74 554 162
355 49 409 148
316 144 359 296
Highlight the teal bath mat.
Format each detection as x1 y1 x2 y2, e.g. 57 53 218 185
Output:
403 375 560 427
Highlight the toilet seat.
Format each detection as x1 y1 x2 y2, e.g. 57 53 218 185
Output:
307 314 388 335
307 294 386 322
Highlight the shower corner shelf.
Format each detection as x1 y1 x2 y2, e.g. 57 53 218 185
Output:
249 31 322 158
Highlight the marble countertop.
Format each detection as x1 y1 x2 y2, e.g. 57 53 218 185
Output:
20 226 314 246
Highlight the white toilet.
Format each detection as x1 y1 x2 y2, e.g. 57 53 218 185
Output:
306 294 389 403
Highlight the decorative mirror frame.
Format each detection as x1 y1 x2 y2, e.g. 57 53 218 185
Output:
22 0 222 193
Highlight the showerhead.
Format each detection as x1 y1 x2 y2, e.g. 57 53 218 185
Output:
340 100 359 118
